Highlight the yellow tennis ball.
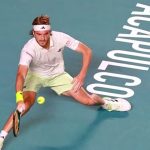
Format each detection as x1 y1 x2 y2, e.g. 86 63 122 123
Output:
37 96 45 104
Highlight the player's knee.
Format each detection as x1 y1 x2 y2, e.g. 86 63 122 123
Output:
24 94 35 106
25 98 35 108
23 96 35 113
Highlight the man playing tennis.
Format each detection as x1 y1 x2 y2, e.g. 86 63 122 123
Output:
0 15 131 149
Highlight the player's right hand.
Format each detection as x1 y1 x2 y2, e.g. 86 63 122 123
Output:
16 101 25 113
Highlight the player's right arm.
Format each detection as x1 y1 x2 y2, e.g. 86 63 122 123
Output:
16 65 28 92
15 65 28 112
15 41 34 112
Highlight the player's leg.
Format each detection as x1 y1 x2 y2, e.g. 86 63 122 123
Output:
22 91 36 115
62 87 131 111
48 72 103 105
50 72 131 111
62 88 105 105
0 91 36 149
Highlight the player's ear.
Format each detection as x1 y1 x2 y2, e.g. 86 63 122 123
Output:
32 31 35 36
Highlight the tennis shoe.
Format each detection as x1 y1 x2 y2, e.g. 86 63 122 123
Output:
102 97 131 111
0 137 4 150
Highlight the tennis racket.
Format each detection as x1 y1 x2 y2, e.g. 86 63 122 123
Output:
13 110 21 137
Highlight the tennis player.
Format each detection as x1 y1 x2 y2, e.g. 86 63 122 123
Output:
0 15 131 149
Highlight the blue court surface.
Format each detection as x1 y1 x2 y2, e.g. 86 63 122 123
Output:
0 0 150 150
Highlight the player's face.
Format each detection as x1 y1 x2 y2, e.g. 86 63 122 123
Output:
33 30 50 49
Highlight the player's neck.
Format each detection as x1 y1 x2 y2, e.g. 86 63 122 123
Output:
43 40 50 50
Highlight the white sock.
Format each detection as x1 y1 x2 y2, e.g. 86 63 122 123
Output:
0 130 8 139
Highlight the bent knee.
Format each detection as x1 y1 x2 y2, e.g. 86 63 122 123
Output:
23 92 36 111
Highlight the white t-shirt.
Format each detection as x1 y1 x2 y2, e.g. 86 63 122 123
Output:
19 31 80 77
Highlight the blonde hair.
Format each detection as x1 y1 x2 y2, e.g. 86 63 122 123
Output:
32 15 50 25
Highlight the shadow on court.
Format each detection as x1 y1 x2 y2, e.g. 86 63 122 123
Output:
26 109 129 150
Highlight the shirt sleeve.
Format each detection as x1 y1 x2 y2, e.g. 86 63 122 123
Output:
19 45 34 67
61 33 80 50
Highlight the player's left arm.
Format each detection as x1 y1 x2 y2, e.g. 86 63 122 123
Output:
72 42 92 92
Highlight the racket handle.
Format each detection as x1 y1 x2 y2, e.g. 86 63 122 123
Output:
17 104 25 113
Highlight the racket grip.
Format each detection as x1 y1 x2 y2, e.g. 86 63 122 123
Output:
17 104 25 113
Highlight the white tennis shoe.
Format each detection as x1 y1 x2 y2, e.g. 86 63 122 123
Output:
0 137 4 150
102 97 131 111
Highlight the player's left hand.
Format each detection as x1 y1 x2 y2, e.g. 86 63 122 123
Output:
72 75 84 92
